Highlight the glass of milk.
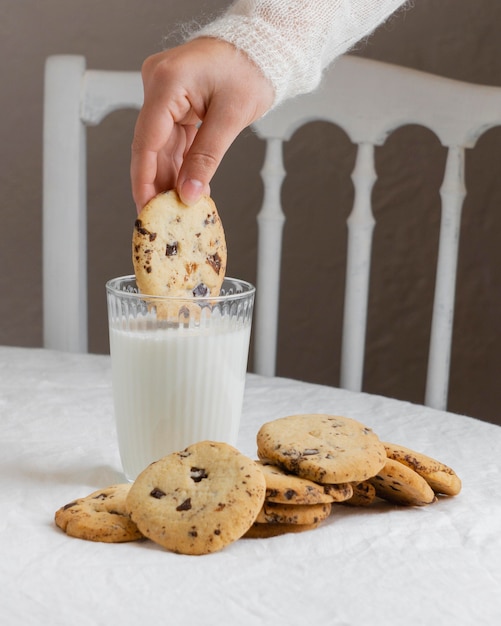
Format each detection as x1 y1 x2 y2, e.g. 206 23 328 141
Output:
106 275 255 482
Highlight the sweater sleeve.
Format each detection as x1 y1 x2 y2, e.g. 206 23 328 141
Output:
189 0 410 106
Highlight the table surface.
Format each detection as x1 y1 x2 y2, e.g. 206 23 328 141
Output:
1 346 501 626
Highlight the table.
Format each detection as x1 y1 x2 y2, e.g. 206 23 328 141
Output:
1 346 500 625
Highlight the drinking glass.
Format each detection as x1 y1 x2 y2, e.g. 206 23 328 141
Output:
106 275 255 481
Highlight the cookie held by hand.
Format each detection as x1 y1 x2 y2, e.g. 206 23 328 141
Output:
132 190 227 300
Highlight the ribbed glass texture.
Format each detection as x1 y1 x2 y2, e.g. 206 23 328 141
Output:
106 276 255 481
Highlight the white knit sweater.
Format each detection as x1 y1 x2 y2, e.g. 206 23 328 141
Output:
191 0 409 106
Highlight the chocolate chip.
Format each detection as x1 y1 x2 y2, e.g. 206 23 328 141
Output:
176 498 192 511
206 253 222 274
204 212 217 225
165 242 178 256
135 219 157 242
193 283 209 297
150 488 166 499
62 501 78 510
190 467 208 483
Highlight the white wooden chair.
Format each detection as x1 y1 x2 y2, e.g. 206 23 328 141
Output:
43 54 501 411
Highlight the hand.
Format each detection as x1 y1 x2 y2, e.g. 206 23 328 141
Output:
130 38 275 211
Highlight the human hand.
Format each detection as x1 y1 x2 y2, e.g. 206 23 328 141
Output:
130 38 275 211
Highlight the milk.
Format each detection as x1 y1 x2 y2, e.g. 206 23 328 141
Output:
109 320 251 481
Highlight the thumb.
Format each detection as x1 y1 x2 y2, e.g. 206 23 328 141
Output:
177 102 247 205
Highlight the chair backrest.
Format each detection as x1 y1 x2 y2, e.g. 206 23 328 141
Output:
43 54 501 411
251 54 501 411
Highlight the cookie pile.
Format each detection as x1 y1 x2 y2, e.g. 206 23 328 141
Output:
249 414 461 537
246 413 385 537
54 414 462 554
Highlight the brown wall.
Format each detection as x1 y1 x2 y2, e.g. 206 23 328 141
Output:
1 0 501 424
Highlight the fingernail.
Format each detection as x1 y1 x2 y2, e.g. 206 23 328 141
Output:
179 179 204 205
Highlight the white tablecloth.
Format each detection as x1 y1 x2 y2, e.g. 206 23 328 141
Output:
1 346 500 625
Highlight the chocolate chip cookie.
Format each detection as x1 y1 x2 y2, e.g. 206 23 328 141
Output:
255 501 332 525
257 414 387 484
368 458 437 506
257 460 351 504
126 441 266 555
132 190 227 300
54 484 143 543
383 442 462 496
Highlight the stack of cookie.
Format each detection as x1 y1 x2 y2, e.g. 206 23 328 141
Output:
249 413 384 536
246 413 387 537
247 413 461 537
244 461 351 538
54 415 462 554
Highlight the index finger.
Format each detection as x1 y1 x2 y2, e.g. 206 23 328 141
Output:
176 97 250 204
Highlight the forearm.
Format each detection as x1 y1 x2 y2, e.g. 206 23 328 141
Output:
189 0 410 105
